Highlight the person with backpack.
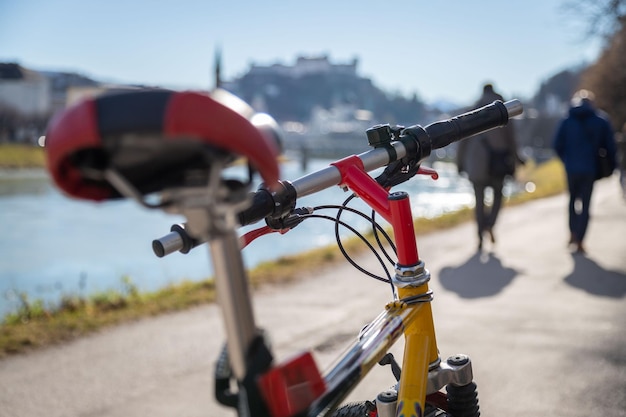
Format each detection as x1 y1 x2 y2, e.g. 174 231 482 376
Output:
552 89 617 254
457 83 523 251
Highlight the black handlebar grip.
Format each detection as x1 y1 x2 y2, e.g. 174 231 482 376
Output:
425 100 511 150
237 188 276 226
237 180 297 227
398 100 522 161
418 99 523 152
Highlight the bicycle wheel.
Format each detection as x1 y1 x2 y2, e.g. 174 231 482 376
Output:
328 401 448 417
329 401 376 417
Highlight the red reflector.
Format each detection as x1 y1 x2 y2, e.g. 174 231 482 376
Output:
258 351 325 417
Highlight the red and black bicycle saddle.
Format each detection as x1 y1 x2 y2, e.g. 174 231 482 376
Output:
45 89 280 201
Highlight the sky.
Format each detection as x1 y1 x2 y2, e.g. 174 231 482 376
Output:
0 0 603 106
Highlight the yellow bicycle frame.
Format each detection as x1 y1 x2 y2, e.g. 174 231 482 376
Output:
396 284 440 417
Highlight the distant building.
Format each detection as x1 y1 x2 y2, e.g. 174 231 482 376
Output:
0 63 113 118
41 70 100 114
0 63 51 117
247 55 358 78
0 63 118 142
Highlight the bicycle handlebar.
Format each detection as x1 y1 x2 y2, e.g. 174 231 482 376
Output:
267 99 521 200
152 99 522 257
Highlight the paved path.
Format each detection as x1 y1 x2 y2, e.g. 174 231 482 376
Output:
1 176 625 417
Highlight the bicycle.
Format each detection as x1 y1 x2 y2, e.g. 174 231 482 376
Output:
44 88 522 417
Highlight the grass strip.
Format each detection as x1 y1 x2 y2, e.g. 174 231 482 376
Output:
0 144 46 169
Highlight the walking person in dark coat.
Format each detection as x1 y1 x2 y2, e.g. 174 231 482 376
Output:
552 89 617 254
457 83 523 251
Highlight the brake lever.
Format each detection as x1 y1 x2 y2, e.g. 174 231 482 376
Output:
375 158 421 188
265 207 313 230
417 166 439 180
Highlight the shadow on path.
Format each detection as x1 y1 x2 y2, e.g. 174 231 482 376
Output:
564 254 626 298
439 251 519 299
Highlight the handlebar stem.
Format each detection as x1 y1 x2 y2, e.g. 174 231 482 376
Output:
331 155 420 267
331 156 393 222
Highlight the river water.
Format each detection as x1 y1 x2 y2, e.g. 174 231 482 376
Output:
0 158 501 317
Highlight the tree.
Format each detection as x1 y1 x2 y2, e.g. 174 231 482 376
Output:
561 0 626 130
562 0 626 39
579 22 626 131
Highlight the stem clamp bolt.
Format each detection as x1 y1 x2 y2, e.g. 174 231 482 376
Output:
447 354 469 366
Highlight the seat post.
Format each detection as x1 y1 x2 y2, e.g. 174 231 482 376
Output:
208 227 257 380
171 163 260 382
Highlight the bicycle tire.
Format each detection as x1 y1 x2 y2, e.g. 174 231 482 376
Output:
328 401 449 417
329 401 376 417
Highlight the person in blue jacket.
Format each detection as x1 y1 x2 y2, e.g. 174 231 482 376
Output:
553 89 617 254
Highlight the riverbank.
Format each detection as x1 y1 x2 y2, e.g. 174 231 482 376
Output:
0 158 567 358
